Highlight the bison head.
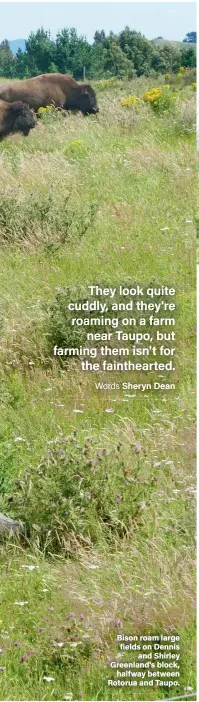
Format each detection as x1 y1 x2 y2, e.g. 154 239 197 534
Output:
66 84 99 115
79 85 99 114
11 102 36 136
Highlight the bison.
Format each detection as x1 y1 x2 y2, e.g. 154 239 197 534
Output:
0 73 99 115
0 99 36 138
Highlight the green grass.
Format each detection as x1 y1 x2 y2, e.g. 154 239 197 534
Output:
153 38 196 49
0 76 196 700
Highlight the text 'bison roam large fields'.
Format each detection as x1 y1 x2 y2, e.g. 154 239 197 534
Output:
53 284 177 387
107 633 181 691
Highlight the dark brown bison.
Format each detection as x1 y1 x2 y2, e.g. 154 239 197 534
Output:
0 99 36 138
0 74 99 115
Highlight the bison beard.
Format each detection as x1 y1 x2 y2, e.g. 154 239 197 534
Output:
0 73 99 115
0 100 36 138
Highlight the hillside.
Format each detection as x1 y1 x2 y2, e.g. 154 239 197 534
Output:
8 38 26 54
153 38 196 48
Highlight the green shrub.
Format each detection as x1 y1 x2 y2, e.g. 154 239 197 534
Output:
64 139 89 160
0 190 97 247
143 86 176 112
94 77 121 92
8 432 158 552
37 105 64 123
165 68 196 88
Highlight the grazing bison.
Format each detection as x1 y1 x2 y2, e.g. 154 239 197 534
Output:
0 73 99 115
0 99 36 138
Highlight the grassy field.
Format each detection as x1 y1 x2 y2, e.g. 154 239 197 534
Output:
0 74 196 701
153 38 196 49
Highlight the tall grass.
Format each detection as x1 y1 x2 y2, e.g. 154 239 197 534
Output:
0 76 196 700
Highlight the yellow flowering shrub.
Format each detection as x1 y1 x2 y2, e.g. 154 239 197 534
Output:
37 105 61 123
143 87 163 103
120 95 141 107
192 82 197 91
143 86 175 112
38 105 55 116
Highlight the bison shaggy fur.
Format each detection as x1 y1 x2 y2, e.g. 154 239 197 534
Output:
0 99 36 138
0 73 99 115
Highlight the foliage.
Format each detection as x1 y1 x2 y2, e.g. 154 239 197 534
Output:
0 26 196 80
0 189 97 247
37 105 62 123
63 139 89 159
7 432 159 551
24 28 56 75
93 76 119 91
143 85 176 112
180 45 196 68
165 67 196 88
183 31 197 43
120 95 141 107
0 39 14 77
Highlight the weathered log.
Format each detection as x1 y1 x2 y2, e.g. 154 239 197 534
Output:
0 512 21 534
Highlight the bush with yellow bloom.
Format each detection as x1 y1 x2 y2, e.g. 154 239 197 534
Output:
38 105 55 115
120 95 141 108
143 86 175 112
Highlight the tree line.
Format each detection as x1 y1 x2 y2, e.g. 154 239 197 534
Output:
0 27 196 81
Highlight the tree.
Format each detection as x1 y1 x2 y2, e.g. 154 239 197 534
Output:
55 29 72 74
154 44 181 73
118 28 157 76
151 52 167 73
90 43 107 79
0 39 14 77
94 30 106 45
1 24 195 82
183 31 196 43
104 42 134 77
55 28 91 80
14 48 29 78
25 28 56 75
180 45 196 68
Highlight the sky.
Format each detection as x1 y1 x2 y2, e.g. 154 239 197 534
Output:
0 2 196 43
